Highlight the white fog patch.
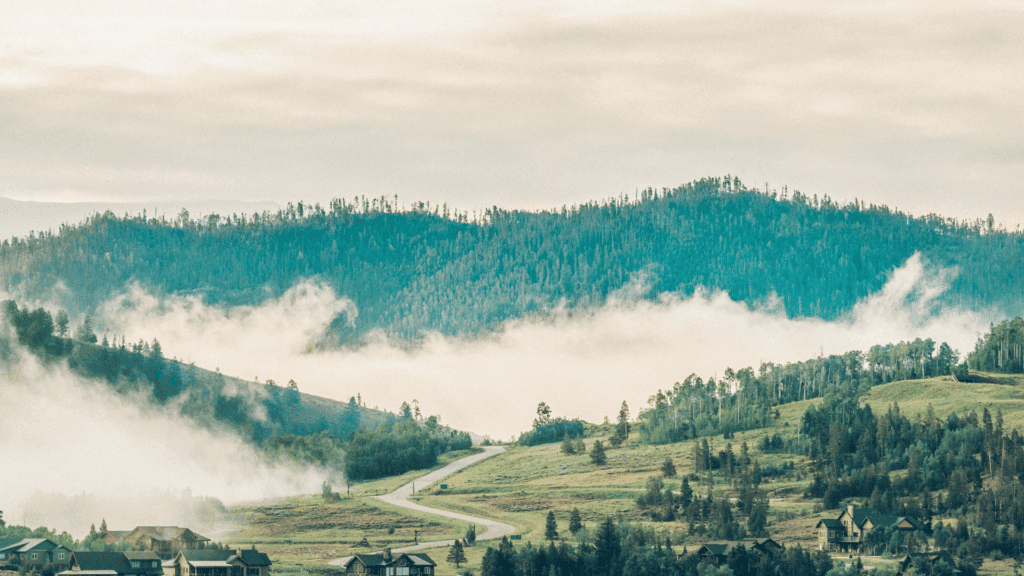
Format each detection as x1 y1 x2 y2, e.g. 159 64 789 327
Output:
0 333 344 539
95 255 991 441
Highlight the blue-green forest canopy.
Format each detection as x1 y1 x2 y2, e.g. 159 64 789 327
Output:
2 177 1020 347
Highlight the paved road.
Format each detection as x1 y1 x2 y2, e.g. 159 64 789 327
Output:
329 446 516 562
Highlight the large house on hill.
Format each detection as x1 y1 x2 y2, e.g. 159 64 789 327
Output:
335 552 436 576
816 505 925 552
99 528 210 557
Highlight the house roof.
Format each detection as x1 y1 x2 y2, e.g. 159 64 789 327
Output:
338 553 434 569
817 519 843 529
0 538 23 552
398 554 436 567
74 552 132 573
10 539 51 553
130 527 209 543
179 549 271 567
100 532 132 542
124 552 161 561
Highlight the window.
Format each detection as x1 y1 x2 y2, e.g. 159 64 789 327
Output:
32 553 39 560
247 568 260 576
397 568 409 576
59 553 67 560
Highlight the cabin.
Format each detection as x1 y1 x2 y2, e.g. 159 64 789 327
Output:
172 548 272 576
816 505 925 552
692 538 783 566
897 552 961 575
58 551 163 576
0 539 74 572
335 553 436 576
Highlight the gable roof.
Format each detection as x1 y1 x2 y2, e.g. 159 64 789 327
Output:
130 527 209 543
0 538 23 553
124 552 162 562
74 552 133 573
179 549 271 567
337 553 433 569
396 554 436 567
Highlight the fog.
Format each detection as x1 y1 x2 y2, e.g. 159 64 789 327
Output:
92 253 991 442
0 331 344 539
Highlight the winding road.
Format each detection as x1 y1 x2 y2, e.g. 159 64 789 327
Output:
329 446 516 561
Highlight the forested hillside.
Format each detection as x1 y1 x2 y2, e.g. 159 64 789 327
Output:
2 177 1021 344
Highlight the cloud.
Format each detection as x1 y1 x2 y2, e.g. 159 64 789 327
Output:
91 254 991 444
0 2 1022 227
0 326 344 540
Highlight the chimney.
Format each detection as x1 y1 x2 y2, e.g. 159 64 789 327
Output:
847 505 854 517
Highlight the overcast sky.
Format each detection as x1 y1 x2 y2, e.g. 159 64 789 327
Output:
2 1 1022 227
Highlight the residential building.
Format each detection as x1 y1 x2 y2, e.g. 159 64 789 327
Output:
897 552 961 575
59 551 163 576
335 552 436 576
816 505 925 552
172 548 272 576
692 538 784 566
99 528 210 557
0 539 74 572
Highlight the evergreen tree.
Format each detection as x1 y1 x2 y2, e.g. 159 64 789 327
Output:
568 508 582 535
590 440 607 465
560 433 576 455
661 457 676 477
447 540 467 568
545 511 558 540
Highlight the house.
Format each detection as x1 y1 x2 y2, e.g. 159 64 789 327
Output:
0 539 74 572
99 528 210 557
335 552 436 576
693 538 784 566
172 548 272 576
897 552 961 575
816 505 925 552
58 551 163 576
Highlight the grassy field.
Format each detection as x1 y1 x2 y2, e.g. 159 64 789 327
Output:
223 373 1024 576
863 372 1024 431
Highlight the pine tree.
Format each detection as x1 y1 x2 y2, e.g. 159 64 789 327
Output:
560 433 576 455
568 508 582 534
661 457 676 477
590 440 607 465
447 540 466 568
545 511 558 540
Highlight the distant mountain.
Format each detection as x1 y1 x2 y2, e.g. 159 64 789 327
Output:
0 197 279 240
1 177 1021 344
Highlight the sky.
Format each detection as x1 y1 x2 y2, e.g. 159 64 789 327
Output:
1 1 1023 228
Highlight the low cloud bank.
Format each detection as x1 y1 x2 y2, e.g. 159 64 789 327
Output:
94 253 991 442
0 335 342 539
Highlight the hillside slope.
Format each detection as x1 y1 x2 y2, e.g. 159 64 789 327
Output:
2 178 1022 344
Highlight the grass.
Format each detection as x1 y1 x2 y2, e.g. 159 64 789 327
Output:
863 372 1024 431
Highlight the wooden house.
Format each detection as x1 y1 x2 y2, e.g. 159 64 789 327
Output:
0 539 74 572
172 548 272 576
335 553 436 576
897 552 961 575
693 538 783 566
816 505 925 552
59 551 163 576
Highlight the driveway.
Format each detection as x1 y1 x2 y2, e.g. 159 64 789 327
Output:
329 446 516 561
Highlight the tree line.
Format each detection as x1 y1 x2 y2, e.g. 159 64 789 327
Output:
3 177 1022 345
